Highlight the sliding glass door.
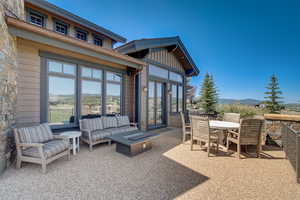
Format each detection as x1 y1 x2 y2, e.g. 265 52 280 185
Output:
148 80 166 129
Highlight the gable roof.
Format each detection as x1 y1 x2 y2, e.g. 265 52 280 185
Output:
25 0 126 43
116 36 199 76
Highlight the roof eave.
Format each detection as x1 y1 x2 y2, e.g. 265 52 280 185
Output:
25 0 126 43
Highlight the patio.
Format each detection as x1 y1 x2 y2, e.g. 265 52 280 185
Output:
0 128 299 200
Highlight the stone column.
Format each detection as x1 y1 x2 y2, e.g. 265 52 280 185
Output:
0 0 24 174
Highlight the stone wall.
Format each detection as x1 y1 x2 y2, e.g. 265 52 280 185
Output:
0 0 24 173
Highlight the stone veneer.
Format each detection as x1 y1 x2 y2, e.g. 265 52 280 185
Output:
0 0 24 173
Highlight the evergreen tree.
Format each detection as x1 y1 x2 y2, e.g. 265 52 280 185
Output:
199 73 218 113
264 74 283 113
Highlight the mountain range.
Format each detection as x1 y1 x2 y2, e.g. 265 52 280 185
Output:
218 98 262 105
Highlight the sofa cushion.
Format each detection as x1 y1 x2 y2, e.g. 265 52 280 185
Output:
124 126 138 132
83 130 111 142
102 116 118 129
105 127 125 135
116 116 130 127
22 139 69 158
81 118 103 132
18 123 53 144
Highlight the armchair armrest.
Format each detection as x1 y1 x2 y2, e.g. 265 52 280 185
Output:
17 143 45 159
17 143 44 148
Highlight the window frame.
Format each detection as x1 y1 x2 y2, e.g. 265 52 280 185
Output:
40 54 125 130
93 34 103 47
26 8 47 28
75 27 88 41
169 82 184 114
53 18 69 35
105 71 123 115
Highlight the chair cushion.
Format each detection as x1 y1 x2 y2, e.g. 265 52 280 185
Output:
116 116 130 127
81 118 103 132
18 123 54 144
22 139 69 158
102 117 118 129
85 130 111 142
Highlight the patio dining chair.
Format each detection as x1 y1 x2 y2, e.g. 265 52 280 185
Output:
180 112 191 143
190 115 220 156
226 119 264 159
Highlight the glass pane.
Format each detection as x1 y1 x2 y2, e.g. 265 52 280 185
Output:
148 65 168 79
81 80 101 116
48 76 75 124
171 84 177 112
81 67 92 78
49 61 62 73
170 72 183 83
63 63 76 75
178 86 183 112
148 81 155 125
107 72 121 82
156 83 163 124
93 69 102 79
106 83 121 114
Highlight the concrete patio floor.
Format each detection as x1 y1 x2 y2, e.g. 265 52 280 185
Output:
0 128 299 200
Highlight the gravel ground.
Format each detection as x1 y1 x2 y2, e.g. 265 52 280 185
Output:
0 128 299 200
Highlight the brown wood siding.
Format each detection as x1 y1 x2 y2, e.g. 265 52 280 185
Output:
147 47 185 73
124 74 135 122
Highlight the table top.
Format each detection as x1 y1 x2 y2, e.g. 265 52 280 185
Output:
60 131 82 138
107 131 159 146
209 120 240 130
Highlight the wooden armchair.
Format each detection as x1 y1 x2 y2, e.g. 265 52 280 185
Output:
226 119 264 159
190 115 219 156
14 123 70 173
180 112 191 143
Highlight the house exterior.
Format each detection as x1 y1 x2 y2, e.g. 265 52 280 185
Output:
0 0 199 134
116 37 199 130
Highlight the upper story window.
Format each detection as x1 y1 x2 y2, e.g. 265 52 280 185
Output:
53 18 69 35
75 28 88 41
26 8 47 28
149 65 168 79
93 35 103 46
169 72 183 83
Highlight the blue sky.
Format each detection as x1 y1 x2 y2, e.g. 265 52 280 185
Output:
48 0 299 103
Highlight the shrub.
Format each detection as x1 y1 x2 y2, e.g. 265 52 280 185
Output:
217 104 266 119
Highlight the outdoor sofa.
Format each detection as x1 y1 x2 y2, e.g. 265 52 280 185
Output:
79 115 138 151
14 123 70 173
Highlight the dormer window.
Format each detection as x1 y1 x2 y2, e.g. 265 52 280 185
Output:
93 35 103 46
75 28 88 41
53 18 69 35
26 8 47 28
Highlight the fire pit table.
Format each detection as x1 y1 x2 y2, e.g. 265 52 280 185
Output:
107 131 160 157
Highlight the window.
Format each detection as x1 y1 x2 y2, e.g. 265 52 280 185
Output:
44 59 124 127
93 35 103 46
81 67 102 115
29 12 44 27
48 61 76 125
75 28 88 41
106 72 122 114
54 20 68 35
170 72 183 83
171 84 184 113
149 65 168 79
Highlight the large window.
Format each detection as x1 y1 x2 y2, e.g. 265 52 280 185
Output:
48 61 76 124
81 67 102 115
45 59 123 127
149 65 168 79
106 72 122 114
170 84 184 113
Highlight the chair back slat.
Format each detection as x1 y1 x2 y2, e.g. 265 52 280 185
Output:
190 115 210 138
224 113 241 123
239 119 264 139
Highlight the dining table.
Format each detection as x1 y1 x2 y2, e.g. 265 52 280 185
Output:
209 120 240 145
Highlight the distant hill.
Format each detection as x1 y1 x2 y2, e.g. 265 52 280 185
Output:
218 98 262 105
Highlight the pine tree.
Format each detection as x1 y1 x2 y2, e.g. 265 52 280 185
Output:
264 74 283 113
199 73 218 113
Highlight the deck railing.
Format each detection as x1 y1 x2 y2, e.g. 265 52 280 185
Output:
281 124 300 183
